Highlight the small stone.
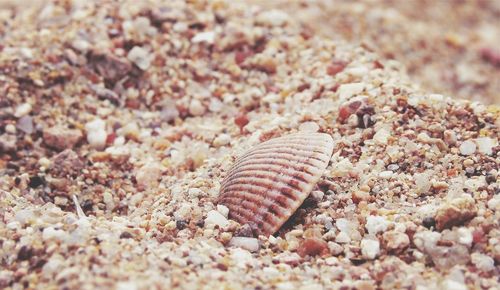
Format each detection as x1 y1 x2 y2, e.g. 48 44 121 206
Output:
119 232 134 239
360 238 380 259
457 227 473 247
188 99 206 116
191 31 215 44
379 171 393 179
0 134 17 152
328 242 343 256
205 210 229 228
373 128 390 144
17 246 33 261
459 140 476 155
383 231 410 253
85 119 107 149
435 197 477 231
42 227 66 241
365 216 390 235
49 149 84 177
335 231 351 244
297 238 329 257
475 137 496 155
422 217 436 229
440 279 467 290
229 237 259 252
135 162 162 190
216 204 229 218
127 46 153 70
298 121 319 133
443 130 457 146
213 134 231 147
14 103 32 118
16 116 34 134
43 126 83 151
256 10 289 27
338 83 364 100
471 253 495 272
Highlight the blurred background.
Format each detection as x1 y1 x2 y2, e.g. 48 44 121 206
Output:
251 0 500 105
1 0 499 104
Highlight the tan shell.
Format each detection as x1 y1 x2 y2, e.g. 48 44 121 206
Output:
218 132 334 236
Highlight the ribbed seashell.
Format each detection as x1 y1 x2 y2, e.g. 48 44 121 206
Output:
218 132 334 236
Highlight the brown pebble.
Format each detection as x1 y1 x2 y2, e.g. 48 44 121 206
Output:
435 197 477 231
297 238 329 257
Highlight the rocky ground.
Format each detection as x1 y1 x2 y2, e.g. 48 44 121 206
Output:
252 0 500 105
0 1 498 289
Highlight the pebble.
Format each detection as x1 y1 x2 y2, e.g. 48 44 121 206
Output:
205 210 229 228
435 197 477 231
475 137 495 155
42 227 66 241
229 237 259 252
373 128 390 144
297 238 329 257
43 126 83 151
383 231 410 253
298 121 320 133
457 227 473 247
135 162 162 190
213 134 231 147
231 248 254 268
470 253 495 272
127 46 152 70
360 238 380 259
16 116 34 134
338 83 364 100
256 10 289 27
328 242 344 256
379 171 393 179
443 130 457 146
365 216 390 235
216 204 229 218
85 119 107 149
14 103 32 118
440 279 467 290
188 99 206 116
335 231 351 244
191 31 215 44
459 140 476 155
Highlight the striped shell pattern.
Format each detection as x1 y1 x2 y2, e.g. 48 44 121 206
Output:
218 132 335 236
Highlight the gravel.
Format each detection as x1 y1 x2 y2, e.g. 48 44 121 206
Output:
0 1 498 289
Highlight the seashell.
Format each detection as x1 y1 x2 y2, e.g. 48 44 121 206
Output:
218 132 334 236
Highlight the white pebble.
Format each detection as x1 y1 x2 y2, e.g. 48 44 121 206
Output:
43 227 66 241
457 227 473 247
213 134 231 147
475 137 496 155
365 215 390 235
373 128 391 144
189 99 206 116
216 204 229 218
127 46 153 70
471 253 495 272
85 118 107 149
229 237 260 252
338 83 364 100
379 170 393 179
191 31 215 44
205 210 229 228
14 103 32 118
360 238 380 259
459 140 476 155
135 162 162 190
298 121 319 133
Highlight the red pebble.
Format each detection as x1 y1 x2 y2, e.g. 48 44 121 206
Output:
327 60 346 76
234 113 249 132
297 238 329 257
338 100 363 122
